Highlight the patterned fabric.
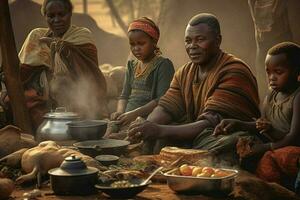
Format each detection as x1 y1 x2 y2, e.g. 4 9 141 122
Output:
128 19 159 41
134 56 160 78
256 146 300 184
5 25 107 129
255 88 300 184
19 25 95 68
119 56 174 113
158 51 260 123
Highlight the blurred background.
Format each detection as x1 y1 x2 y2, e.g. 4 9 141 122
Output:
5 0 300 72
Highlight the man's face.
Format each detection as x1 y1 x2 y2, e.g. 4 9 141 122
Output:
184 23 221 65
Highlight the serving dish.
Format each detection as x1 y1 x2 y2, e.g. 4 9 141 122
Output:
95 178 150 198
164 167 238 195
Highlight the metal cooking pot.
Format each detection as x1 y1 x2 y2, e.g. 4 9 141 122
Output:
73 139 130 157
48 156 98 195
36 107 81 142
67 120 108 141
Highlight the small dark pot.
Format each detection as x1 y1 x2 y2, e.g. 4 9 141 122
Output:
48 156 99 195
50 174 98 195
67 120 107 141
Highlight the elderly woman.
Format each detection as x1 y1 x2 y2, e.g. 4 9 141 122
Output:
2 0 107 130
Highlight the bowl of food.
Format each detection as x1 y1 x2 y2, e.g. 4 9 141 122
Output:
164 165 238 196
95 155 119 166
95 178 150 198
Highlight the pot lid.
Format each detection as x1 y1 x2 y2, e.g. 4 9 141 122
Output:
48 156 98 176
44 107 80 120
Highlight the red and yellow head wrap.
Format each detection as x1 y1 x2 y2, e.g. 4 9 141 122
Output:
128 17 160 42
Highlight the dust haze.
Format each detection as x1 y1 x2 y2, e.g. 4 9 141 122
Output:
3 0 299 71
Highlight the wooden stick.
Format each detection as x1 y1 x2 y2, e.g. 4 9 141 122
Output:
0 0 33 134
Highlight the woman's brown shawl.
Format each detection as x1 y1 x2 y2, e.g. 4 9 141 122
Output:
159 52 260 124
15 26 107 128
49 40 108 118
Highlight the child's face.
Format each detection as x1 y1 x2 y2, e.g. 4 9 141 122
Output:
265 53 295 92
128 30 156 62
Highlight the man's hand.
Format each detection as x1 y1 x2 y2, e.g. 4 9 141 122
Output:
213 119 243 136
128 120 161 142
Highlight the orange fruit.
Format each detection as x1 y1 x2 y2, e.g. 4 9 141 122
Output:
179 164 193 176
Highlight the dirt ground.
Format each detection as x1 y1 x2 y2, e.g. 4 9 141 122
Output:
12 183 224 200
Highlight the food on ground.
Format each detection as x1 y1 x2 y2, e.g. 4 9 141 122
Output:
2 141 102 185
177 164 234 178
0 178 14 200
22 189 42 199
0 163 22 180
0 125 36 159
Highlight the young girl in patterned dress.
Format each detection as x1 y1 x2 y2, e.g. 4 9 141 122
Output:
106 17 174 139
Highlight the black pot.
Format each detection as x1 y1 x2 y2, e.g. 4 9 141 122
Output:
48 156 99 195
67 120 108 141
73 139 130 157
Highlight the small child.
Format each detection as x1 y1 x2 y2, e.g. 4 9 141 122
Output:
106 17 175 138
213 42 300 189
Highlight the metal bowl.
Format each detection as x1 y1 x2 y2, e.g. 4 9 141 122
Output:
95 179 150 198
73 139 130 157
164 168 238 196
67 120 107 141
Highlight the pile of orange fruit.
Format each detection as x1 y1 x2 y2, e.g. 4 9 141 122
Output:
178 164 233 178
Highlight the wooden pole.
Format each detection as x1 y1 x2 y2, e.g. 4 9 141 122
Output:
0 0 33 134
83 0 87 14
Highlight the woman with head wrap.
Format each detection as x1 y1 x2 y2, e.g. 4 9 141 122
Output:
1 0 107 131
